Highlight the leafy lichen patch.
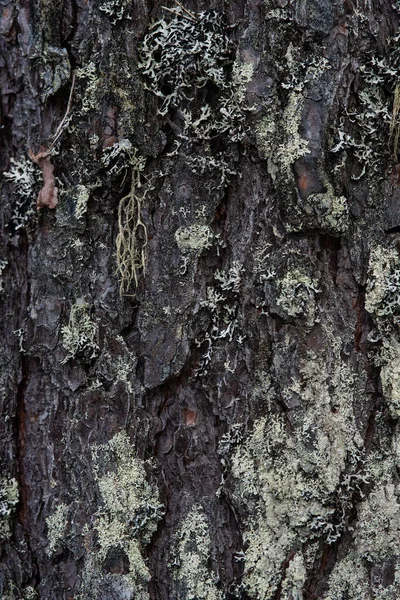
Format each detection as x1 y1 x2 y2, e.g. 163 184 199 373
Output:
61 302 99 364
172 505 223 600
88 431 163 593
46 502 68 555
229 327 364 599
0 477 18 539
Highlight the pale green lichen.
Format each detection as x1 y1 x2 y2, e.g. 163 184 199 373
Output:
276 267 320 324
175 224 214 254
46 502 68 555
281 553 306 600
378 337 400 418
172 505 222 600
276 92 310 177
365 245 400 319
307 185 349 235
61 302 99 363
74 185 90 220
322 454 400 600
0 477 19 539
90 431 163 592
230 327 364 599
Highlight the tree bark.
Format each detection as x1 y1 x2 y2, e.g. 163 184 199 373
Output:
1 0 400 599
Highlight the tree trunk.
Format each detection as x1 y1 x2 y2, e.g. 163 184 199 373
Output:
1 0 400 598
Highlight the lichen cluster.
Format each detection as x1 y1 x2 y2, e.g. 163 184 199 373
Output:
0 477 19 539
61 302 99 364
228 326 365 599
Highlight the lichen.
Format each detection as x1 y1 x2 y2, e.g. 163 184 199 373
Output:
0 477 19 539
365 245 400 320
90 431 163 591
322 454 400 600
276 91 310 178
175 224 214 254
307 185 349 235
172 505 223 600
276 267 320 323
3 155 39 229
46 502 68 555
229 327 365 599
74 185 90 220
61 302 99 364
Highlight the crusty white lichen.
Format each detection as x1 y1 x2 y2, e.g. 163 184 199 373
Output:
172 505 223 600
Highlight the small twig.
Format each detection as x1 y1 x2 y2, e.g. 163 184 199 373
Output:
162 3 196 21
173 0 197 20
49 72 76 149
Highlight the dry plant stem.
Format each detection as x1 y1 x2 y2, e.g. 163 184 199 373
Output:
390 84 400 160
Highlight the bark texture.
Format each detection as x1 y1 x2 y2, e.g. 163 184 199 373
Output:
1 0 400 599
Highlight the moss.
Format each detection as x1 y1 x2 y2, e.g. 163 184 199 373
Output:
0 477 18 539
172 505 223 600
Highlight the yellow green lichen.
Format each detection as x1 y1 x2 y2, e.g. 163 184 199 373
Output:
46 502 68 555
90 431 163 592
172 505 223 600
0 477 19 539
230 326 364 599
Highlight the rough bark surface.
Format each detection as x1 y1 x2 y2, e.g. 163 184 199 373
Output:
1 0 400 599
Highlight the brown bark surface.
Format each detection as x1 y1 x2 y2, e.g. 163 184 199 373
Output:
1 1 400 599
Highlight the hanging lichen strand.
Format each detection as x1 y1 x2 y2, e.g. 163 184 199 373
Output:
115 146 148 297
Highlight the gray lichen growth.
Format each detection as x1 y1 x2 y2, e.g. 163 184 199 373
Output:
276 267 320 324
46 502 68 555
88 431 163 594
3 155 39 229
172 505 222 600
61 302 99 363
0 477 19 539
229 327 365 599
